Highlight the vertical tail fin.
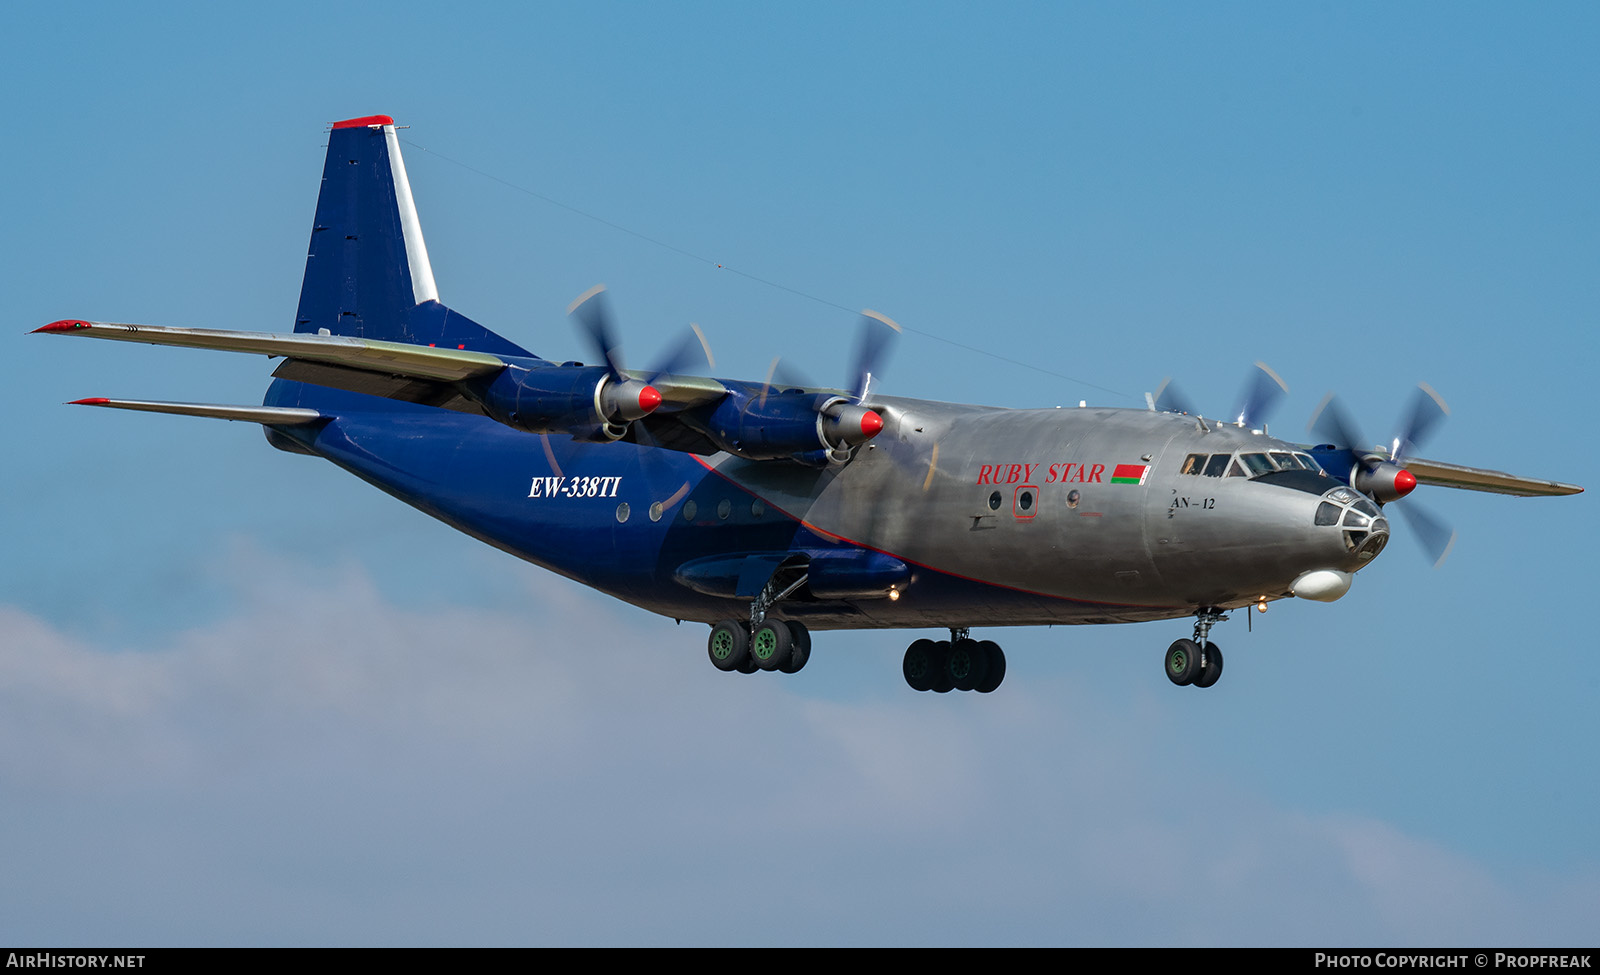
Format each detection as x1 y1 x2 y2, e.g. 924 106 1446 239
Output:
293 115 530 357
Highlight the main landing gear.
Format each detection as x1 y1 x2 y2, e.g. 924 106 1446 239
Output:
707 570 812 676
1165 609 1226 689
707 617 811 674
902 629 1006 694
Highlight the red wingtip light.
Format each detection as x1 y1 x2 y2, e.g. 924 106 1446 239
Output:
860 409 884 438
69 398 110 405
331 115 395 129
1394 468 1418 498
34 319 91 333
638 385 662 413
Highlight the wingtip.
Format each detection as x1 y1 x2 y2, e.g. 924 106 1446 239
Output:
34 319 92 334
69 398 111 406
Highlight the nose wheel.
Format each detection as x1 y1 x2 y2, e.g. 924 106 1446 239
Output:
1166 609 1227 688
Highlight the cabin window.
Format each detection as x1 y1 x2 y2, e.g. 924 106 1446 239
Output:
1015 487 1036 518
988 491 1002 510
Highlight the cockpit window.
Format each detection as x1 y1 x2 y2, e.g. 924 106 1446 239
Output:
1241 453 1277 476
1203 449 1330 481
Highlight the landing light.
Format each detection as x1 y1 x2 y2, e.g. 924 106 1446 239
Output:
888 587 900 601
1256 596 1268 613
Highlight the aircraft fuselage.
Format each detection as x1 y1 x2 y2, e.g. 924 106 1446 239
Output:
269 383 1370 630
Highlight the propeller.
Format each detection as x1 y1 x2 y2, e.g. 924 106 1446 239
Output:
1151 377 1195 417
1307 384 1457 566
849 310 901 404
1153 362 1287 431
567 284 713 425
1234 362 1289 430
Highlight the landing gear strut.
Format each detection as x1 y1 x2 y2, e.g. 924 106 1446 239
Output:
1166 609 1226 688
903 628 1005 693
706 569 811 676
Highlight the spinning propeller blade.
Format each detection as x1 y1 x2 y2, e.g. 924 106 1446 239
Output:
850 311 900 404
1151 377 1195 416
1234 361 1288 430
568 283 625 380
1390 382 1449 463
1396 501 1458 568
1308 392 1373 469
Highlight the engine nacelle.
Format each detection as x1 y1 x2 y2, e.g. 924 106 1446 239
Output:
1307 446 1419 504
699 390 884 463
473 362 661 440
1352 461 1417 504
806 552 910 599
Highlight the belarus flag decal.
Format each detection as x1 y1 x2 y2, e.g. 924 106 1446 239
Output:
1110 463 1150 485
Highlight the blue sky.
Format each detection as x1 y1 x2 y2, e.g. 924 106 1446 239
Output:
3 2 1597 946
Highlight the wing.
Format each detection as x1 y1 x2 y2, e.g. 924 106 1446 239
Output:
1400 455 1583 498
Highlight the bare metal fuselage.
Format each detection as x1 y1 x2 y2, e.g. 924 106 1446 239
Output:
563 396 1370 630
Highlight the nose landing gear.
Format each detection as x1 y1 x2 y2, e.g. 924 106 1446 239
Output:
1166 609 1226 688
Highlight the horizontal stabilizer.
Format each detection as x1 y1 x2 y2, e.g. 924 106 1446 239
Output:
35 320 507 383
69 398 325 425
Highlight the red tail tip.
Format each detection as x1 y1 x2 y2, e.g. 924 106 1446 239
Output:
638 385 662 413
70 398 110 406
1394 468 1417 497
331 115 395 129
860 410 884 438
34 320 91 333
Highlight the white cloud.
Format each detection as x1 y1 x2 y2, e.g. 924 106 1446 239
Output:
0 544 1594 946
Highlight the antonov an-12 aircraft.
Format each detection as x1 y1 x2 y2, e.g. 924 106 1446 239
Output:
35 115 1584 693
